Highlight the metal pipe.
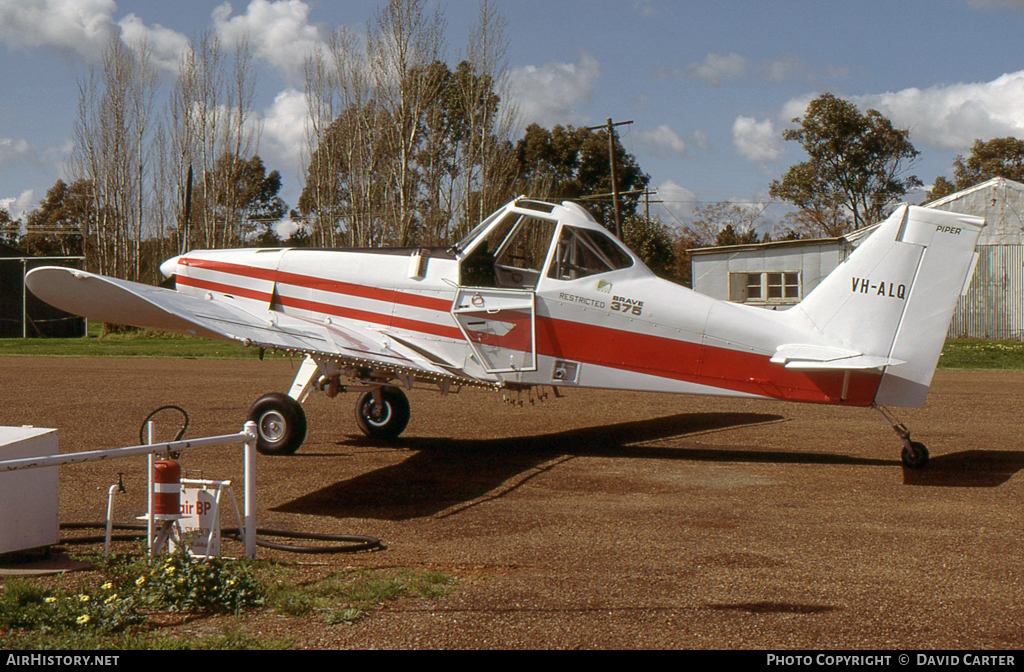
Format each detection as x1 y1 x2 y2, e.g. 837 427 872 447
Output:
244 422 256 557
0 429 255 473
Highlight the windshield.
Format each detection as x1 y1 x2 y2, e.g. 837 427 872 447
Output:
453 208 504 253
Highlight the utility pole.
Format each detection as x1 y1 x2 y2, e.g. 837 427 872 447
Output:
585 118 632 238
643 188 663 227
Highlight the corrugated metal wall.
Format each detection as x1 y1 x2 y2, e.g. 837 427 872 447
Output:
948 245 1024 339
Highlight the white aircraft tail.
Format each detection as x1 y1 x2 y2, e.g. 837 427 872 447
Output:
783 205 984 407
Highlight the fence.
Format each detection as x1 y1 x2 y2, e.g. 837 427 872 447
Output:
0 255 86 338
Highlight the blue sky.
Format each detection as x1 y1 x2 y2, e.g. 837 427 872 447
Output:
3 0 1024 236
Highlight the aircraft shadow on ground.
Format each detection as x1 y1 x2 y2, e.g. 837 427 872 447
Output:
275 411 835 521
902 450 1024 488
273 413 1024 521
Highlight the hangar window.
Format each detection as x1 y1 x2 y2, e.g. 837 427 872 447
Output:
730 271 801 305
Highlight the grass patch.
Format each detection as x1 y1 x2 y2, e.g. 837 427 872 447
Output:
0 323 286 360
0 546 455 649
937 339 1024 370
267 568 456 626
264 569 456 626
11 324 1020 371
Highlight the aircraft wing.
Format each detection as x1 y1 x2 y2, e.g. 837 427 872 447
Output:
25 266 491 387
770 344 905 371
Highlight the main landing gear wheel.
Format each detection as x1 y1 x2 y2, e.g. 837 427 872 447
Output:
901 440 929 470
247 392 307 455
355 387 410 441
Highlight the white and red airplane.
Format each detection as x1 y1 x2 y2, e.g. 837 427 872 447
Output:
26 197 983 468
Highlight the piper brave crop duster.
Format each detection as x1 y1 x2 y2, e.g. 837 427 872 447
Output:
26 198 983 468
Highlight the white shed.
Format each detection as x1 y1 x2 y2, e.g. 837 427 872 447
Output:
689 177 1024 338
689 227 872 309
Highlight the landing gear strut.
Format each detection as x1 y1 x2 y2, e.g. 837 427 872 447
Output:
874 405 929 469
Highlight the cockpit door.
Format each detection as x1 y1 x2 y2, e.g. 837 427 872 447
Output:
452 288 536 373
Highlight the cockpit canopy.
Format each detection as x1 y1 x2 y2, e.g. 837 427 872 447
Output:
456 198 638 289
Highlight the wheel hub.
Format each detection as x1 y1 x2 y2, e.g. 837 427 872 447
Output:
259 410 287 442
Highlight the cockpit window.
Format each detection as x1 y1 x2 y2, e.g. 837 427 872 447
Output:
460 212 557 288
547 225 633 281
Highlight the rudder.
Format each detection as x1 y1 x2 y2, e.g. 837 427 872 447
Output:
785 205 984 407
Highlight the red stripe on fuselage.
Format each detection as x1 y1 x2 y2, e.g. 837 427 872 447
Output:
175 272 464 340
535 316 880 405
176 258 880 405
179 257 451 312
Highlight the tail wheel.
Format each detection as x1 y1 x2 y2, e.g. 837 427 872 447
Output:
355 387 410 440
901 441 929 469
247 392 307 455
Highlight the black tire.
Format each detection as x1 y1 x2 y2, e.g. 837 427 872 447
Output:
247 392 307 455
901 441 929 469
355 387 410 441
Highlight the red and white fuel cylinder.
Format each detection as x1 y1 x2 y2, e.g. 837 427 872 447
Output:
152 459 181 516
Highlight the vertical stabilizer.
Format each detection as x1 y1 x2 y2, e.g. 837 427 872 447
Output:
785 205 984 407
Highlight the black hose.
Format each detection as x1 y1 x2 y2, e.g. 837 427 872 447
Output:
59 522 383 554
138 405 189 446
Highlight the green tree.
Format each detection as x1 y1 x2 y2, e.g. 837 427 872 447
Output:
620 213 677 281
927 137 1024 201
22 179 98 258
190 154 287 248
513 123 650 230
769 93 921 231
0 208 20 247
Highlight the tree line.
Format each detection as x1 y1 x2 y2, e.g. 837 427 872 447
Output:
3 0 1024 289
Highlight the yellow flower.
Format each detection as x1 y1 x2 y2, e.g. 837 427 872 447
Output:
78 594 90 602
164 566 176 575
101 582 113 590
77 614 90 625
104 594 118 604
135 576 146 586
44 597 57 604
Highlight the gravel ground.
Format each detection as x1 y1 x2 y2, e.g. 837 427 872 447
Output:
2 356 1024 649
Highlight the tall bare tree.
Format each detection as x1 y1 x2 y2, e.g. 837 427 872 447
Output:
298 0 519 248
167 32 260 250
71 36 158 280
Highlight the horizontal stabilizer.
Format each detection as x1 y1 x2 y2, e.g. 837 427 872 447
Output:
770 344 905 371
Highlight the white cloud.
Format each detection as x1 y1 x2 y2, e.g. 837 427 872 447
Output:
0 189 36 220
507 52 601 127
0 0 118 62
117 13 190 73
773 71 1024 155
0 135 34 170
758 55 806 84
636 124 687 158
664 52 747 87
653 179 699 227
212 0 326 82
0 1 189 72
853 71 1024 150
732 116 783 163
254 88 309 176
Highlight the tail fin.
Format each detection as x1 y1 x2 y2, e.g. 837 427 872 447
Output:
786 205 984 407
